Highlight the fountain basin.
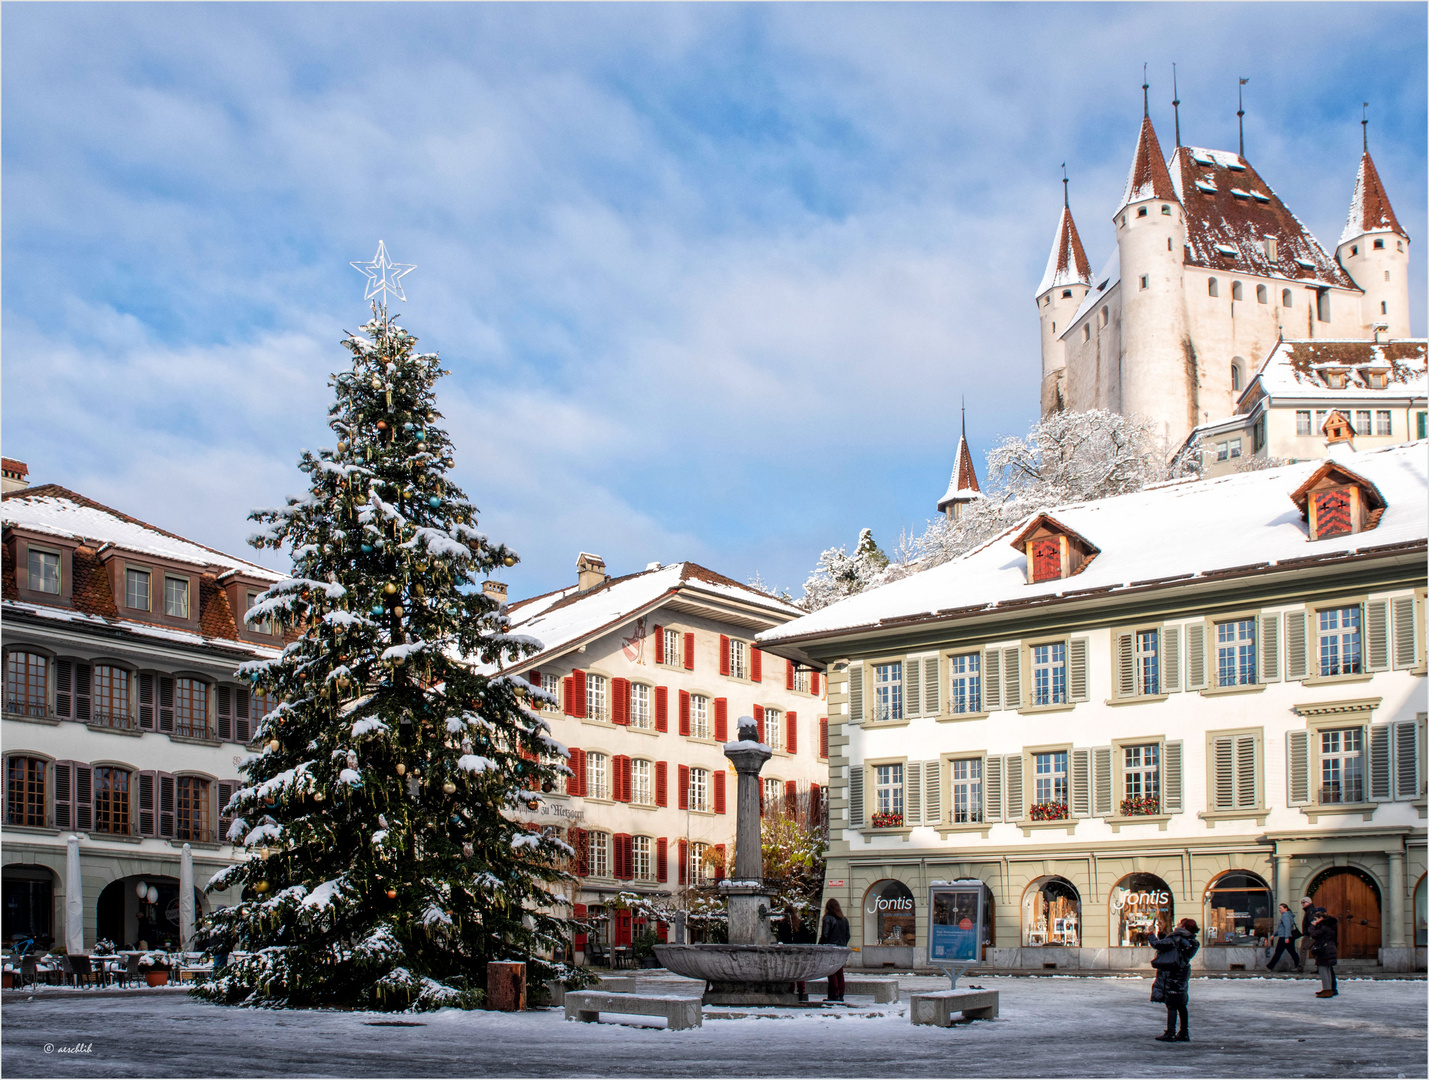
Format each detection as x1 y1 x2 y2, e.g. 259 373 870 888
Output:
654 944 852 1005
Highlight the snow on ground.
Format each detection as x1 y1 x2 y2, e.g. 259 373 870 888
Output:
2 974 1424 1078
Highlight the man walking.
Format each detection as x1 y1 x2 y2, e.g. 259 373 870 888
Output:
1266 902 1301 972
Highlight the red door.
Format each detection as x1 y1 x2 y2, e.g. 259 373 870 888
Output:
1311 870 1382 959
614 909 633 947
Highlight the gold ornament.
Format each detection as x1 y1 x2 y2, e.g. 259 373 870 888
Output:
383 582 398 595
442 781 457 795
260 846 271 860
503 556 516 567
396 763 406 776
314 791 325 802
254 880 271 894
268 739 281 752
393 606 404 618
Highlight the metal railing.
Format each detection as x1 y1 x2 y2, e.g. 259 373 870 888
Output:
5 699 48 719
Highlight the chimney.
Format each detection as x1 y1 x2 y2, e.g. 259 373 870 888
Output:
576 552 607 592
482 580 508 604
1 458 30 494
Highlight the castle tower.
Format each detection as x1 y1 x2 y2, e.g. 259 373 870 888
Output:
1035 181 1093 415
1336 138 1411 338
1114 100 1193 448
936 409 983 520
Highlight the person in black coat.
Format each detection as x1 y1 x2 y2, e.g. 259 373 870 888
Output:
1149 918 1201 1042
1308 910 1339 997
818 898 851 1002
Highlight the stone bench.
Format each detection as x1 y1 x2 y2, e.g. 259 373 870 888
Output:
909 989 999 1026
564 990 702 1030
806 977 900 1003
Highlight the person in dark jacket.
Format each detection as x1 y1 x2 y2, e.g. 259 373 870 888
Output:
1266 903 1301 972
1308 910 1339 997
818 898 851 1002
1149 918 1201 1042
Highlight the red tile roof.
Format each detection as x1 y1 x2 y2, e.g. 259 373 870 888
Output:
1037 206 1093 296
1340 151 1406 246
1119 117 1178 210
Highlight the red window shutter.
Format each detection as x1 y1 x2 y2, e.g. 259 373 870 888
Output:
751 647 762 682
616 907 633 942
573 669 587 718
812 671 821 697
759 781 765 817
655 761 668 807
786 710 797 754
684 632 695 670
1314 489 1353 538
612 678 629 724
678 839 689 885
678 765 689 810
619 835 634 881
714 843 727 880
811 783 822 823
573 901 589 948
563 676 574 716
714 698 728 742
1031 538 1061 583
678 690 691 736
567 747 584 795
529 669 540 689
656 837 668 882
786 660 795 690
613 755 630 802
719 635 730 676
754 704 765 744
819 718 829 760
785 779 798 815
573 828 589 876
657 921 668 942
655 686 668 732
714 771 726 814
653 626 664 665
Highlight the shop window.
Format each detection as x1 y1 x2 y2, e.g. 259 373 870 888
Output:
1319 727 1364 804
5 756 47 827
5 651 48 718
1 872 53 944
1023 876 1080 946
1110 873 1174 946
1216 618 1256 686
1318 606 1362 675
863 879 916 947
1203 871 1272 946
948 652 981 713
872 662 903 723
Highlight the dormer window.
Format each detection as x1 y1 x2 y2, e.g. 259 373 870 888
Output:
1011 514 1100 584
27 549 59 594
1290 461 1387 542
1264 236 1278 261
1366 371 1387 389
125 568 152 611
1321 409 1354 443
1325 370 1348 390
164 576 191 619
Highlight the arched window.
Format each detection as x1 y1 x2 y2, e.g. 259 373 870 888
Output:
1137 206 1148 217
1061 288 1073 299
1082 324 1090 343
1208 278 1219 297
864 879 916 947
628 683 651 729
1373 238 1385 250
1231 362 1243 392
1099 307 1109 328
1231 281 1244 301
585 752 609 800
1023 875 1080 946
1203 870 1272 946
1256 284 1268 304
1161 205 1172 215
5 755 48 827
1110 873 1175 946
1282 288 1293 307
175 775 211 842
93 766 131 835
630 758 652 805
92 666 131 729
5 651 48 719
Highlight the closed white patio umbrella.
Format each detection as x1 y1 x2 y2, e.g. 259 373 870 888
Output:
179 843 196 951
64 835 84 954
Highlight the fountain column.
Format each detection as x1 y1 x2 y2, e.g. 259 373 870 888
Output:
722 721 774 945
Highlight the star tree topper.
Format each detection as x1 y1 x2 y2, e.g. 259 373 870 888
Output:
351 241 417 303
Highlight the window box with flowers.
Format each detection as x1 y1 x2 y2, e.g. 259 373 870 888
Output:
870 811 904 829
1119 794 1161 817
1029 801 1070 821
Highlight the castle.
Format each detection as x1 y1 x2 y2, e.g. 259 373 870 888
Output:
1036 91 1411 452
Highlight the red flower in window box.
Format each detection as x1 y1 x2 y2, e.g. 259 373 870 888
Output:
1119 795 1161 817
870 811 904 829
1029 801 1069 821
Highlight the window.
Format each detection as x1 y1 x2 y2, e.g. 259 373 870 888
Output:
873 763 904 827
690 694 710 740
1137 206 1148 218
125 568 151 611
864 879 917 946
1031 643 1067 706
763 777 782 814
1033 752 1068 809
1229 438 1242 458
5 756 46 826
251 690 279 731
1122 745 1160 814
629 683 651 729
27 549 59 594
1419 412 1428 440
1204 871 1272 946
1231 364 1241 391
174 677 208 739
1082 324 1090 342
586 752 609 800
1351 245 1359 256
1135 631 1159 696
1316 289 1331 323
164 577 190 619
541 674 559 711
1099 307 1108 327
630 759 652 805
1031 538 1061 582
246 591 275 635
5 651 48 717
1296 410 1312 436
765 707 783 751
586 674 608 721
791 667 810 693
1282 288 1293 307
689 841 710 884
727 639 748 680
1161 204 1172 216
92 666 130 728
93 767 130 835
662 627 680 667
588 831 610 878
1356 410 1372 435
1112 873 1174 946
1216 619 1256 686
1024 875 1080 946
948 652 981 714
951 758 983 824
689 767 709 812
1208 278 1219 297
1318 606 1361 676
1231 281 1243 301
1216 441 1230 462
1253 415 1266 453
632 836 652 880
1263 236 1277 261
1320 727 1364 803
1373 238 1384 250
1315 409 1328 432
1060 289 1071 299
873 662 903 722
176 776 210 841
1376 411 1392 436
1381 301 1388 314
1139 275 1148 290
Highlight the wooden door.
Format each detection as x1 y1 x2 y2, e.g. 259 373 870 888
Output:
1312 871 1382 959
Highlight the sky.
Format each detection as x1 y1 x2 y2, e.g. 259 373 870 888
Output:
4 2 1426 602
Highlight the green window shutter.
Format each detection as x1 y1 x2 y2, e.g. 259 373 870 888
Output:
1092 747 1113 816
923 657 940 716
1366 599 1391 671
1235 735 1259 809
848 765 864 827
1394 720 1420 799
923 760 942 824
1070 748 1091 817
1259 613 1280 683
1286 730 1311 806
984 756 1003 822
905 761 922 825
983 649 1002 712
1163 741 1183 813
905 659 922 719
1284 610 1309 680
1186 623 1208 690
1211 735 1235 810
1069 637 1089 702
1005 755 1025 822
1115 631 1135 698
1163 626 1181 692
848 664 864 724
1392 596 1419 669
1369 724 1392 801
1002 647 1022 709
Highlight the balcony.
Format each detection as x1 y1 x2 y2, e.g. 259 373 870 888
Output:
5 699 48 719
90 710 139 732
1319 783 1363 806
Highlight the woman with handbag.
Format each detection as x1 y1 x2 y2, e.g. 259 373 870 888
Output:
1149 917 1200 1042
1265 903 1301 972
818 898 851 1002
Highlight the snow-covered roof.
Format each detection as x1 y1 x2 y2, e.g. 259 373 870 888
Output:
1036 205 1093 298
1340 150 1407 247
1117 115 1178 213
936 434 983 512
1246 338 1427 402
760 443 1426 645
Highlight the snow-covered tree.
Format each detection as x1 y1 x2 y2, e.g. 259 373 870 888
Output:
194 307 577 1012
760 784 827 935
798 528 890 612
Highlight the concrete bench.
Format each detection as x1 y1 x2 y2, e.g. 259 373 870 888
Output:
909 989 999 1026
564 990 702 1030
806 978 900 1003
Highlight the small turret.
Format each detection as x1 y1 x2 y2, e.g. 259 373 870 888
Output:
937 407 983 521
1035 175 1093 415
1336 126 1410 338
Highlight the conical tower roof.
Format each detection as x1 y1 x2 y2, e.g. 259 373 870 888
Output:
1339 150 1407 247
1117 115 1178 213
1036 205 1094 297
937 424 983 514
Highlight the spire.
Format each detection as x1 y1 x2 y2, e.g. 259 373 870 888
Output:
1117 112 1177 213
1036 192 1093 297
1362 101 1369 151
1171 63 1181 147
1062 162 1069 208
1142 64 1149 118
1237 77 1248 158
1339 141 1407 247
937 417 983 517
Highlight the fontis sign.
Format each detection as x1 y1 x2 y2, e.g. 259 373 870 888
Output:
867 894 914 915
1110 887 1171 912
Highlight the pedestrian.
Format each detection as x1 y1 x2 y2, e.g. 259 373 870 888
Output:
818 898 851 1002
1265 902 1302 972
1308 909 1339 997
1149 917 1200 1043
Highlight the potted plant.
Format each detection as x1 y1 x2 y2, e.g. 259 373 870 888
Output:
632 929 661 969
870 811 904 828
138 951 173 987
1119 794 1160 817
1030 801 1070 821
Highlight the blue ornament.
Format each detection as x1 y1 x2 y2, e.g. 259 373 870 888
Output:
360 543 373 553
402 422 415 432
427 496 441 508
369 605 384 617
415 430 426 442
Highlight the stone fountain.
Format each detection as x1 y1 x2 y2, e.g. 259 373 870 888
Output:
655 717 850 1005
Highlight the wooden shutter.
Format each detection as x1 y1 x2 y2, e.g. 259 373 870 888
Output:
923 656 940 715
1068 638 1089 702
653 626 664 665
713 843 726 881
753 704 764 743
923 761 941 824
158 772 176 837
678 690 691 736
615 756 632 802
1006 754 1025 821
572 670 587 718
677 765 689 810
1070 748 1091 816
566 748 584 795
786 711 797 755
719 636 730 676
1163 741 1183 812
811 671 821 696
983 649 1001 711
562 677 574 716
1259 614 1280 683
713 770 726 814
684 632 695 670
1234 735 1258 808
1393 596 1419 669
714 698 728 742
655 761 668 807
217 686 233 742
73 763 92 831
655 686 668 732
1163 625 1181 692
1366 599 1391 671
53 760 74 830
1284 611 1309 680
572 829 589 876
1002 647 1022 709
1369 725 1392 801
235 687 252 743
138 770 158 835
73 663 91 721
984 755 1003 821
56 660 72 718
786 660 795 690
1092 747 1113 816
819 718 829 760
905 659 921 718
612 679 630 725
1115 631 1135 698
1186 623 1208 690
139 673 155 730
751 647 762 682
1211 735 1234 810
848 664 864 722
1286 730 1311 805
614 834 632 880
217 780 236 842
158 676 175 733
784 779 797 816
678 839 688 885
905 761 922 825
656 837 668 882
848 765 864 827
810 782 823 824
1394 720 1420 799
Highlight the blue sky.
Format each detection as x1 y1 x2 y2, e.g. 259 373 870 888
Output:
4 3 1425 601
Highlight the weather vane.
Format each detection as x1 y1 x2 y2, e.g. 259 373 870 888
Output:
351 241 416 304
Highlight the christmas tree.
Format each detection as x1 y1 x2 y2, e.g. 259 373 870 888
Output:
195 304 577 1011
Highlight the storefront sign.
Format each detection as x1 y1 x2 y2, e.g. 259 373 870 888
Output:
826 880 845 887
1110 887 1171 912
